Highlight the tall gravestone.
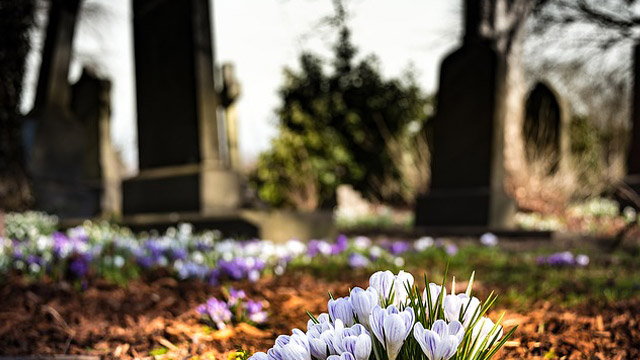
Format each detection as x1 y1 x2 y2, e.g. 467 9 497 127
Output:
415 0 515 227
625 42 640 198
123 0 241 215
27 0 111 217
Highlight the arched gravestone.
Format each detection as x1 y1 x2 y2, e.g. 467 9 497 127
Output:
523 83 562 174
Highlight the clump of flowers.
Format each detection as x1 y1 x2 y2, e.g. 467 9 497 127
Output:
4 211 58 240
197 288 268 330
249 269 514 360
515 212 564 232
536 251 589 267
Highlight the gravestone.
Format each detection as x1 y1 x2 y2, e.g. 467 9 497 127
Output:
27 0 103 218
624 42 640 201
25 0 120 218
523 82 563 174
71 68 121 215
414 0 515 227
123 0 241 215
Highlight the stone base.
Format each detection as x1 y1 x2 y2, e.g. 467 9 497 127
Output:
122 164 241 215
114 209 334 242
32 179 102 218
415 187 515 227
241 209 335 242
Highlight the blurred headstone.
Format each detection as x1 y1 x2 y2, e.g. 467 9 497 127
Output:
523 82 568 175
415 0 515 227
123 0 241 215
71 69 121 216
624 42 640 204
26 0 103 218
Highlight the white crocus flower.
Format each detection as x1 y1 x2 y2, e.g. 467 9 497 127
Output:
369 270 415 307
349 287 378 330
328 297 355 326
369 305 414 360
468 317 503 359
444 293 480 327
413 320 464 360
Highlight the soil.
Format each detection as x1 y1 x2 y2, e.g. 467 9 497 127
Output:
0 273 638 360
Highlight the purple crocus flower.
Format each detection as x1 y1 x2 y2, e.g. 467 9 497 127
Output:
136 255 154 269
307 240 321 257
308 240 332 257
547 251 574 266
348 253 370 268
245 299 268 324
69 257 89 278
198 297 232 330
480 233 498 247
537 251 590 267
228 288 247 306
171 247 188 260
13 246 23 260
331 234 349 255
178 261 210 280
389 241 410 255
445 244 458 256
52 232 70 257
26 255 43 266
218 258 247 280
208 268 221 285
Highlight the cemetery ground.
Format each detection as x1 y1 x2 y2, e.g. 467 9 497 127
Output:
0 237 639 360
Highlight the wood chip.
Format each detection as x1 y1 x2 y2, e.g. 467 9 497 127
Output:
596 315 605 331
155 336 179 351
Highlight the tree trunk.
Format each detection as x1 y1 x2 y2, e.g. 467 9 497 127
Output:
0 0 36 211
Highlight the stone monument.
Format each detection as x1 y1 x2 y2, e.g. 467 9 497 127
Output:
624 42 640 202
27 0 116 218
414 0 515 228
71 69 121 215
123 0 241 215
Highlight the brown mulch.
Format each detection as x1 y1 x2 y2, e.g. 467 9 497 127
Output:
0 274 637 360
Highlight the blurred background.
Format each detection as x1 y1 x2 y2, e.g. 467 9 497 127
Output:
1 0 640 358
2 0 639 232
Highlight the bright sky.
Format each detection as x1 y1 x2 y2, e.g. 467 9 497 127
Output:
21 0 462 171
